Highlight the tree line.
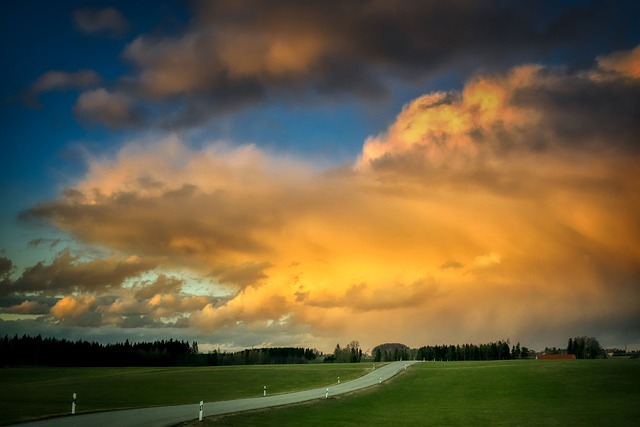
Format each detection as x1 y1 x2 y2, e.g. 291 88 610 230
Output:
385 337 606 361
329 341 520 363
0 334 198 367
414 340 531 361
370 341 534 362
204 347 319 366
0 334 320 367
2 334 608 367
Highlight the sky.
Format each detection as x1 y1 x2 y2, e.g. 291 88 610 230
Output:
1 0 640 354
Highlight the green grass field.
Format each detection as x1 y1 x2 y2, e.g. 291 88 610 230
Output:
187 359 640 426
0 364 370 425
2 360 638 426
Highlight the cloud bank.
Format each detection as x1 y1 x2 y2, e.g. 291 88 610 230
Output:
7 45 638 351
74 0 638 128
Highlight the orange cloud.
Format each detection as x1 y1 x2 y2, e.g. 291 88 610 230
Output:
356 64 542 170
597 44 640 79
51 295 95 320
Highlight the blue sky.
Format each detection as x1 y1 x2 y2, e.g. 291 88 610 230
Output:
2 1 640 353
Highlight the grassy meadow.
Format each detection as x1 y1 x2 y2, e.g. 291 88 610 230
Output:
2 360 638 426
0 363 370 425
187 359 640 426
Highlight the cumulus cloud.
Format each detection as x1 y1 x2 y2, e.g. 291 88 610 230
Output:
73 7 129 38
357 56 640 178
17 45 640 350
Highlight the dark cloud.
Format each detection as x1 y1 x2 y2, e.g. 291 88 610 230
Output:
192 0 625 70
30 70 102 95
305 280 437 312
28 238 63 249
134 274 182 299
92 0 639 128
209 261 271 289
0 300 50 315
74 88 141 128
0 294 58 312
509 73 640 153
0 256 14 278
23 69 102 108
73 7 130 38
116 315 173 329
30 70 102 94
440 261 464 270
6 250 155 296
52 308 104 328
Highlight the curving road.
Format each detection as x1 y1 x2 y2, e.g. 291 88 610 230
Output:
11 361 419 427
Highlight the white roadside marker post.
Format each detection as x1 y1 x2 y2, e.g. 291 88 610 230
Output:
71 393 76 415
338 376 340 384
199 401 204 421
264 385 267 397
325 388 329 399
379 377 382 384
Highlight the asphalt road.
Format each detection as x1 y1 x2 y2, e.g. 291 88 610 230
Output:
11 361 419 427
